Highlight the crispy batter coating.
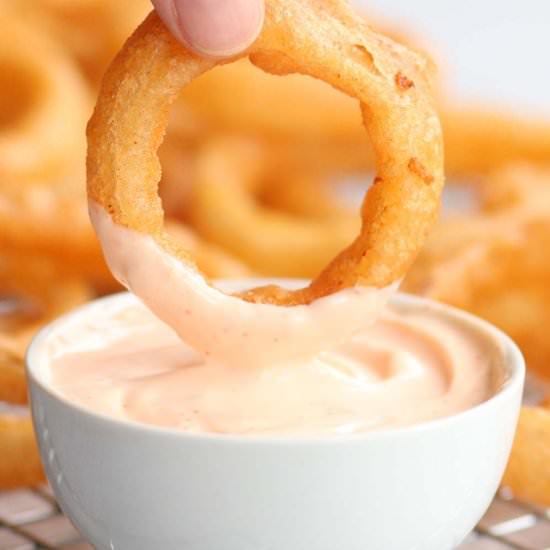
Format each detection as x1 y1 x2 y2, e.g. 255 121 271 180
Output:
87 2 444 305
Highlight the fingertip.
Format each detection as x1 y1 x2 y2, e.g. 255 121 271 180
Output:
151 0 187 45
153 0 264 58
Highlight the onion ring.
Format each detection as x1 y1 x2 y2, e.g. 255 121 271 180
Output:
0 333 33 406
0 254 92 405
502 406 550 507
0 257 90 489
165 219 252 278
443 107 550 177
476 163 550 215
258 172 353 221
405 164 550 381
21 0 150 88
173 58 550 179
0 177 114 292
88 3 444 305
0 411 44 490
190 138 358 277
0 7 91 182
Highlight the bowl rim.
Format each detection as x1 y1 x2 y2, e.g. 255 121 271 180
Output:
26 281 525 446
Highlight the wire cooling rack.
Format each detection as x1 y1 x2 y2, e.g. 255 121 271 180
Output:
0 485 548 549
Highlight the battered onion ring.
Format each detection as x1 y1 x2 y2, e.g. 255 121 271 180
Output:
442 107 550 177
258 172 353 221
168 18 429 176
404 165 550 380
476 163 550 214
0 412 44 490
502 407 550 507
190 138 358 277
0 177 114 292
0 334 31 406
0 8 91 182
88 3 444 305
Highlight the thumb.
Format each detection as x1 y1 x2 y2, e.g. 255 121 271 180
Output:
152 0 264 58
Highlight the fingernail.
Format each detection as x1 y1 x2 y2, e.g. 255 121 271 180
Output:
173 0 264 57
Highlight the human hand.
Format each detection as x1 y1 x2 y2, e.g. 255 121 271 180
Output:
151 0 264 58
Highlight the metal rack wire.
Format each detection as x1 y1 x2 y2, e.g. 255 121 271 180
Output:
0 485 548 549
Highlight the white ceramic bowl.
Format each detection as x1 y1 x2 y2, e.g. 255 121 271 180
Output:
27 286 524 550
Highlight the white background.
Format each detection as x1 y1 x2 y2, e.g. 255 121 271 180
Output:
352 0 550 117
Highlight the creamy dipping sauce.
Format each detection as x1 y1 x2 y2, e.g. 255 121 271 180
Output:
47 297 504 437
88 202 396 367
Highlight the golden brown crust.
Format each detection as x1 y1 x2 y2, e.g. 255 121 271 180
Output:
87 3 444 305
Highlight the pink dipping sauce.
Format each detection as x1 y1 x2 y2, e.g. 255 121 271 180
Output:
67 203 504 436
48 297 502 437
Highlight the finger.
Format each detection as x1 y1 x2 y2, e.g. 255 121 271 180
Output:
151 0 264 58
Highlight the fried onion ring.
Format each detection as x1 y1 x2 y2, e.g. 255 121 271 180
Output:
165 219 252 278
19 0 150 88
258 172 353 222
443 107 550 177
502 407 550 507
88 3 444 305
405 164 550 381
0 411 44 490
0 8 91 182
190 138 358 277
0 176 114 292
